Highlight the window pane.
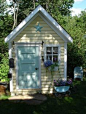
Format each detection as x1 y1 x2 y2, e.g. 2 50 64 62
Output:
53 47 58 54
47 55 52 61
53 55 58 62
46 47 52 54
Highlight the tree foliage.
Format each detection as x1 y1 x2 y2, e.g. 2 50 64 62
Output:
0 53 9 82
63 13 86 78
18 0 74 19
53 11 86 77
0 15 13 82
0 15 13 54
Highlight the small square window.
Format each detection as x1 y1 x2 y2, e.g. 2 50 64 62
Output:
45 45 59 62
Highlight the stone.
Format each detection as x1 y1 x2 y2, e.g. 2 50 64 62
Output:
0 85 6 95
8 94 47 105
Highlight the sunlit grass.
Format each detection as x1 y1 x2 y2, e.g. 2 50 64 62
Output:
0 95 10 100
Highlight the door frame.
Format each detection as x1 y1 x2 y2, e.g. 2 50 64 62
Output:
15 43 41 90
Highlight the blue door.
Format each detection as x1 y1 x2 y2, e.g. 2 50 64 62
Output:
17 46 40 89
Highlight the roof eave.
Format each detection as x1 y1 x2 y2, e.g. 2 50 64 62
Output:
5 5 73 43
5 5 42 43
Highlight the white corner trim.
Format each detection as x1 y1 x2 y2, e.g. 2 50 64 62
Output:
15 44 18 90
38 44 42 88
9 42 13 92
58 45 61 64
9 42 12 58
64 42 67 80
5 5 73 43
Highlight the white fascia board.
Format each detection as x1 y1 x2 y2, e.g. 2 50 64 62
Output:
5 5 73 43
39 13 67 42
5 5 41 43
40 7 73 43
7 14 38 43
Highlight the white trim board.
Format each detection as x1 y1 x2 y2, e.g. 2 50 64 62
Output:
9 42 13 92
7 14 39 43
14 42 42 45
5 5 73 43
39 14 67 42
64 42 67 80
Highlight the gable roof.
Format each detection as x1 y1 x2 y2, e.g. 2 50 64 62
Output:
5 5 73 43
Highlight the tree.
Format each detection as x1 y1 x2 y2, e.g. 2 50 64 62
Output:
62 14 86 78
0 0 74 29
0 15 13 82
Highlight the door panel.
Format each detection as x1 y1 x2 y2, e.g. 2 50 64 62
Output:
17 46 40 89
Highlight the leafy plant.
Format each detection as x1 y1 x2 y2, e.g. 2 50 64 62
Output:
44 58 59 71
0 53 9 82
49 58 59 72
44 59 59 81
54 78 72 87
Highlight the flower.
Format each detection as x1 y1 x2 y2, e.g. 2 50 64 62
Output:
54 79 72 86
53 57 58 66
44 59 59 72
44 60 53 67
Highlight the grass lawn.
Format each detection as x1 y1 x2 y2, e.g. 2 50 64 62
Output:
0 80 86 114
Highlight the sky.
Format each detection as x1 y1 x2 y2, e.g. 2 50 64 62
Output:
71 0 86 16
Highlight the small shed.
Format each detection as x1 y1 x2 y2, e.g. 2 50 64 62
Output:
5 5 73 96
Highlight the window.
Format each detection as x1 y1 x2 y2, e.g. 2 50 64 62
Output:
44 45 60 63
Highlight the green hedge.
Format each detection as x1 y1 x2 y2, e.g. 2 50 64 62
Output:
0 53 9 82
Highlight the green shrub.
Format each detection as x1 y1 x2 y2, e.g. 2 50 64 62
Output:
0 53 9 82
67 43 86 78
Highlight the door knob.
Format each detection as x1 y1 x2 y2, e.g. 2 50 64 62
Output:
35 68 39 70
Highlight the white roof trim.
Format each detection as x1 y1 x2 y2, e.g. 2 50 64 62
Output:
5 5 73 43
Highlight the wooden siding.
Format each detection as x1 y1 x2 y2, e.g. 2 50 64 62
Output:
12 16 65 95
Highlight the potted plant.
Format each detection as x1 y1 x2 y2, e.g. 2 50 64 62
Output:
44 58 59 72
53 78 72 93
50 58 59 71
54 78 72 87
44 59 59 82
54 79 72 97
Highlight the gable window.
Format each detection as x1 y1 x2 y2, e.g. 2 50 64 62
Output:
44 45 60 63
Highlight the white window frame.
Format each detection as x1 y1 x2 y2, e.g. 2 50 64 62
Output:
44 44 61 64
